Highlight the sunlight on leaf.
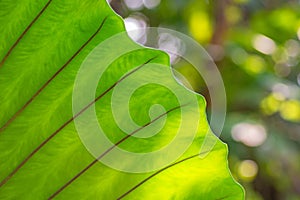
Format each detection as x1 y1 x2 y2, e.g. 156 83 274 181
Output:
0 0 244 199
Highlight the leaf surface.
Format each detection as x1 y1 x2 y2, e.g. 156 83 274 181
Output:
0 0 244 199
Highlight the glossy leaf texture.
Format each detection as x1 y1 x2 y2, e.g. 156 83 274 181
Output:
0 0 244 199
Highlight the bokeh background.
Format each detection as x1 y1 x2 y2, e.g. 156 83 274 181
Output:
107 0 300 199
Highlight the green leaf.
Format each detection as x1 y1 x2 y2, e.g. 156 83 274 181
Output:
0 0 244 199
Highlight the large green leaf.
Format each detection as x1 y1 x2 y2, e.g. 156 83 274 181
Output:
0 0 244 199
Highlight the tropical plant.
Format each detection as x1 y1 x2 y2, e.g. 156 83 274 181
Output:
0 0 244 199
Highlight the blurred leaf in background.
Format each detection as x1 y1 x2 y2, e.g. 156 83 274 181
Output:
109 0 300 199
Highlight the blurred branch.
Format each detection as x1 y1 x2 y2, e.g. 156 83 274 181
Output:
210 0 230 45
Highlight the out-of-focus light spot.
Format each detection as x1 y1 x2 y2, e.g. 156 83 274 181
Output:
231 123 267 147
188 11 212 43
238 160 258 181
233 0 249 4
272 47 288 64
158 33 185 64
252 34 276 55
124 16 147 44
272 9 297 31
207 44 224 61
297 27 300 40
231 48 248 65
243 55 266 75
272 83 290 99
124 0 144 10
287 57 299 67
261 93 283 115
297 74 300 86
285 40 300 57
274 64 291 77
225 6 241 24
143 0 160 9
272 92 286 101
280 100 300 122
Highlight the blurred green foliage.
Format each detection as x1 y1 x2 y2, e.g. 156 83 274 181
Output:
110 0 300 199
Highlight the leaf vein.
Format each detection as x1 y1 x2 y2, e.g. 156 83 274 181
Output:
0 56 158 188
0 16 108 132
0 0 53 67
117 152 209 199
48 105 183 199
